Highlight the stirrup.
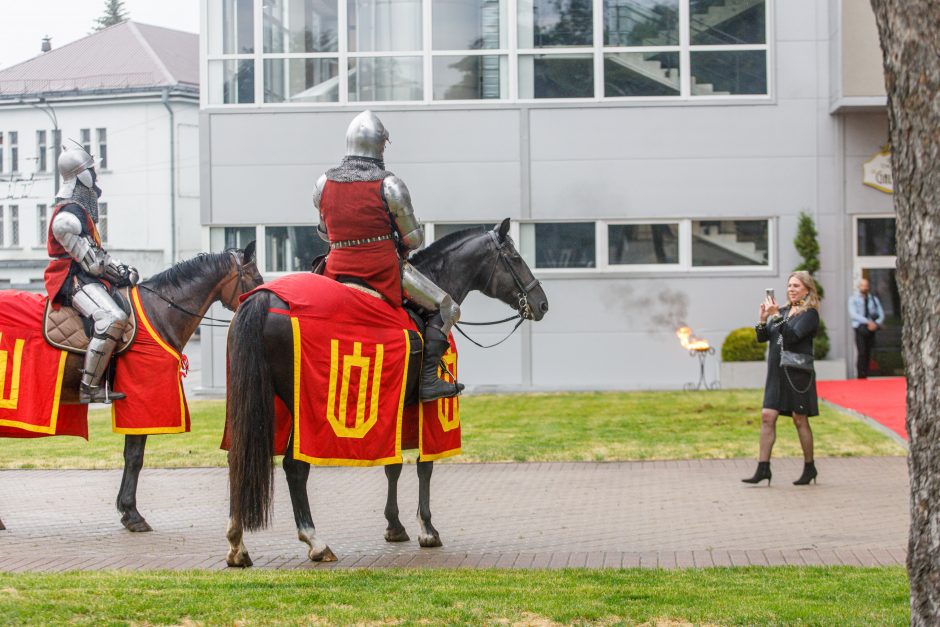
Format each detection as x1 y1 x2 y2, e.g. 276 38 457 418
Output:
79 382 126 404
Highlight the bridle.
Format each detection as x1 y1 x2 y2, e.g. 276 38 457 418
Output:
138 251 257 325
453 231 542 349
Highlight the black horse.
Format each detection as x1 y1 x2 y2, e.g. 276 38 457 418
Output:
225 219 548 566
0 244 262 533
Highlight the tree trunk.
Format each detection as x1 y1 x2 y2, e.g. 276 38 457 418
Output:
869 1 940 623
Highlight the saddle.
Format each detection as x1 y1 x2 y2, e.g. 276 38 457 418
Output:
42 287 138 355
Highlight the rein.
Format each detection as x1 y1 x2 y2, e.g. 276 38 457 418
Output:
452 231 541 349
137 251 254 327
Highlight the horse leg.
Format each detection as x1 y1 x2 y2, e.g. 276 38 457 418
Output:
226 514 252 567
383 463 410 542
117 434 152 532
283 449 336 562
0 517 5 530
416 460 442 547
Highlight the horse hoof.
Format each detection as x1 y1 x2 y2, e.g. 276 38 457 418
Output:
418 534 442 548
227 550 253 568
0 519 5 531
121 515 153 533
384 527 410 543
311 546 337 562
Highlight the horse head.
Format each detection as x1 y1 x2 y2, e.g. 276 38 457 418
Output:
479 218 548 321
220 240 264 311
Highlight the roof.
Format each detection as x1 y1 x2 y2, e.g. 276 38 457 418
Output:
0 21 198 99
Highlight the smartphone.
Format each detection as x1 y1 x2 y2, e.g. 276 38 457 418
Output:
765 288 775 303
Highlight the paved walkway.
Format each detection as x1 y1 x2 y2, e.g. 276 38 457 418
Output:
0 457 907 571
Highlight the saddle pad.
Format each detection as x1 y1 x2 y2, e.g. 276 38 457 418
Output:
42 287 138 355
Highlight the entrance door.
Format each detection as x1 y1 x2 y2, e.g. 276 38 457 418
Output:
854 216 903 376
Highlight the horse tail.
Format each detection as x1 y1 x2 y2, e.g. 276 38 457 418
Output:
227 292 275 531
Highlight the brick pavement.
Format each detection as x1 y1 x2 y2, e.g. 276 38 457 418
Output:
0 457 907 571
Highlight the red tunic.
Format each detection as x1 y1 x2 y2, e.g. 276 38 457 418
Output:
320 179 403 305
43 202 102 302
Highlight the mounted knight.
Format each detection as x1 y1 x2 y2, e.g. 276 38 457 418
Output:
44 145 139 403
312 110 462 401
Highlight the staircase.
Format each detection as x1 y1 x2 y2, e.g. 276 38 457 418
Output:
694 224 766 264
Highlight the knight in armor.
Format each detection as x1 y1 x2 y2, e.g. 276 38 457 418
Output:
44 145 139 403
313 110 463 401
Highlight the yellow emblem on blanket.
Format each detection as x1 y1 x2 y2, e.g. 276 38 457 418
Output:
327 339 384 438
0 333 25 410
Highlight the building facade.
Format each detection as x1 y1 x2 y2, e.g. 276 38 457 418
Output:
0 21 201 289
198 0 897 392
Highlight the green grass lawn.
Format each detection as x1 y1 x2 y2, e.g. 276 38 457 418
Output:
0 567 909 625
0 390 904 469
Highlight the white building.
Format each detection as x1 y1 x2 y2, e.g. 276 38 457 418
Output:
197 0 898 392
0 21 201 289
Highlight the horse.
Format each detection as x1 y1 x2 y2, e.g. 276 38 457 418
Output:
0 243 262 533
224 218 548 566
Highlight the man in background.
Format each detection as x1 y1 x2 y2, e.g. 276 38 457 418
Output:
848 278 885 379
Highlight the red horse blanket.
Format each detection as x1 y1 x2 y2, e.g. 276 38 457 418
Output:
241 273 461 465
0 291 88 439
111 288 191 434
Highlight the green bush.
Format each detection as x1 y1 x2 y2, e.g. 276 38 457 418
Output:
814 318 831 360
721 327 767 362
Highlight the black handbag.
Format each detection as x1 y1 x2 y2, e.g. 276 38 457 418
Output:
781 350 815 394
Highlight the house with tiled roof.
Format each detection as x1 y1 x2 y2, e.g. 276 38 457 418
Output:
0 21 200 289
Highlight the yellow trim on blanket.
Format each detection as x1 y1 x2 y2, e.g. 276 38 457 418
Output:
416 342 461 462
111 287 187 435
294 325 410 467
0 349 68 435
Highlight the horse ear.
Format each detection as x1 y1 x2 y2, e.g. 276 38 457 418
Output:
244 240 257 263
497 218 511 240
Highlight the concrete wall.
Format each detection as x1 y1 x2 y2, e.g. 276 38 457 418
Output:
198 0 860 392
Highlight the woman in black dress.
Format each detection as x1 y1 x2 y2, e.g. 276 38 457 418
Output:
742 271 820 486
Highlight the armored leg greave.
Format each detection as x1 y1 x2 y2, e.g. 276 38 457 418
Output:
71 282 129 403
401 263 463 400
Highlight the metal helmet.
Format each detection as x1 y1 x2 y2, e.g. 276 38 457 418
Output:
345 110 389 160
56 145 96 200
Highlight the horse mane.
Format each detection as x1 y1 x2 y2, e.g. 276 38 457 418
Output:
143 251 234 291
410 226 488 267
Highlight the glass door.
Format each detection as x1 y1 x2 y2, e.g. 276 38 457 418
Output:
854 216 903 376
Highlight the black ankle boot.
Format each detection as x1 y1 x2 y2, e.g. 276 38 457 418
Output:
742 461 772 485
793 461 817 485
419 330 463 401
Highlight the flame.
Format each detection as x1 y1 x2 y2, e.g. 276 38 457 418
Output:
676 326 710 351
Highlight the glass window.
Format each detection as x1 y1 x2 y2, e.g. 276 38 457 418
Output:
211 226 257 252
609 223 679 264
264 0 338 53
210 0 255 54
690 0 765 45
9 206 18 246
433 55 508 100
690 50 765 95
433 0 507 50
0 132 4 172
9 131 17 172
604 52 679 97
434 222 496 241
519 54 593 98
604 0 678 46
98 203 108 243
36 204 47 244
96 128 108 170
209 59 256 104
80 128 91 154
857 217 896 257
349 57 423 101
692 219 768 267
348 0 422 52
523 222 595 268
518 0 593 48
0 206 4 247
265 226 329 271
264 58 340 102
36 130 47 172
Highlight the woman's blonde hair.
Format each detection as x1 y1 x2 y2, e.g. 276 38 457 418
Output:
788 271 820 316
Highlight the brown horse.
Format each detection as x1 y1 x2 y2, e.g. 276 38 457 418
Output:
0 243 262 532
224 219 548 566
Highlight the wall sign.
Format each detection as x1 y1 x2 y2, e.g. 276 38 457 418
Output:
863 146 893 194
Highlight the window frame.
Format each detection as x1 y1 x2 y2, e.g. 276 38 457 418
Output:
202 0 773 107
36 203 47 247
9 205 18 247
98 202 108 244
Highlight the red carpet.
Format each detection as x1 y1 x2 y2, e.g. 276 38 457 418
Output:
816 377 907 440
